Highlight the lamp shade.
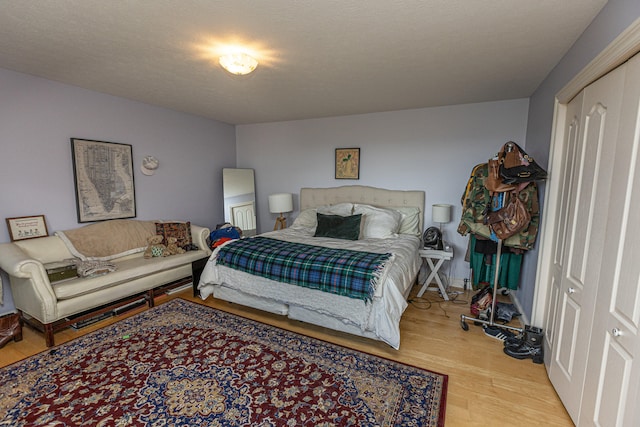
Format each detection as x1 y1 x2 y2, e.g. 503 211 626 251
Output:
268 193 293 214
432 204 452 224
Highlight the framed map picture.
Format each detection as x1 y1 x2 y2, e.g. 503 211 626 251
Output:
335 148 360 179
71 138 136 223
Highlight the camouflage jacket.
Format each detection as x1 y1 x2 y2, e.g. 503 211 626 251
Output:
457 163 540 250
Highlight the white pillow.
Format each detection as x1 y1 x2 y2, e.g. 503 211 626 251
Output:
353 204 402 239
317 202 354 216
391 206 422 236
291 208 318 230
291 203 354 232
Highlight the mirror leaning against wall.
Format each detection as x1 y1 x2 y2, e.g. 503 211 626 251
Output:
222 168 257 236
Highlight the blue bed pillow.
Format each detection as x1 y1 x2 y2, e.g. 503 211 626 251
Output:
314 213 362 240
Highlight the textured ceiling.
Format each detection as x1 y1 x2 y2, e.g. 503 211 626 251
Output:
0 1 607 125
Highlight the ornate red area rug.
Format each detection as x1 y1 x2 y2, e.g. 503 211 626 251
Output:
0 299 447 426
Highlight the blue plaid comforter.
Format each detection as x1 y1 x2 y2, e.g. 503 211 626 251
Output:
215 237 392 301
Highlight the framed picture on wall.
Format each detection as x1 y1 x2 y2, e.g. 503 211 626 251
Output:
335 148 360 179
71 138 136 223
6 215 48 241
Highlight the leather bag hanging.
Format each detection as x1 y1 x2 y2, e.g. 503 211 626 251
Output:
484 158 517 192
499 141 547 184
484 191 531 240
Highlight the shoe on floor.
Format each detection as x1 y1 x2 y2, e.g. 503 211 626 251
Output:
503 326 544 364
483 325 516 342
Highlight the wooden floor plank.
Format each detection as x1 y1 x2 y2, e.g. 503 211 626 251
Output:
0 285 572 426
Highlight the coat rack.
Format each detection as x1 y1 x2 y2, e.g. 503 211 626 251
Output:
458 141 547 338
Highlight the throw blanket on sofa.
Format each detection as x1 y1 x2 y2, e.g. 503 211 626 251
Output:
55 220 156 260
215 237 391 301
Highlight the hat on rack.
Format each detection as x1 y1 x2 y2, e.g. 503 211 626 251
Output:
499 141 547 184
485 158 517 192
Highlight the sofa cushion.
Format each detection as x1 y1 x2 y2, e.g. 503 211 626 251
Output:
52 250 208 300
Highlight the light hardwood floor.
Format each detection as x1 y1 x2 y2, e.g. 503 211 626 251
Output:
0 285 572 426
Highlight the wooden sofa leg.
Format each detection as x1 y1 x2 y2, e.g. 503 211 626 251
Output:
18 311 55 347
44 323 55 347
147 290 155 308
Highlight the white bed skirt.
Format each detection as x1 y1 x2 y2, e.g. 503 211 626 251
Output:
206 279 414 349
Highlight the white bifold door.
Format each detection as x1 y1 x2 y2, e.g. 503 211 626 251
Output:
546 52 640 425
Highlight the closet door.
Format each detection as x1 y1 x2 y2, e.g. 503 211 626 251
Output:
578 52 640 427
548 62 625 422
543 90 583 364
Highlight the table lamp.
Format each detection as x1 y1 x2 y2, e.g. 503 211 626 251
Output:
432 203 452 249
268 193 293 230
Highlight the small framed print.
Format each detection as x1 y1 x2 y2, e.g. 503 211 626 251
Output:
6 215 49 241
335 148 360 180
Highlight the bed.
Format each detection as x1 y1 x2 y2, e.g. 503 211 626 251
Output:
198 185 425 349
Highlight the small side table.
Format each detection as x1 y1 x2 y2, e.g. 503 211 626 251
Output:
191 256 209 297
417 246 454 300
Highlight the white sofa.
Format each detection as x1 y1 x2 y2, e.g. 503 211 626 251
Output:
0 219 210 346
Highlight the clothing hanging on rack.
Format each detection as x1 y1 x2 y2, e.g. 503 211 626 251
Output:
457 162 540 250
457 158 540 291
469 234 522 290
459 141 547 338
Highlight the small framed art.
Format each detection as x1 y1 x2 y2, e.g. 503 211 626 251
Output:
335 148 360 180
6 215 49 241
71 138 136 222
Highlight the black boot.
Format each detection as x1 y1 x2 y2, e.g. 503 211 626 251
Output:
504 330 525 349
504 325 537 349
504 326 544 364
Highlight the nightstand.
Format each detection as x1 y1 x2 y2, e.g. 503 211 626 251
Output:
417 246 454 300
191 256 209 297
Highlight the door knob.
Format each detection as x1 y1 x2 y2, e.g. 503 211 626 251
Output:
568 287 575 294
612 328 622 337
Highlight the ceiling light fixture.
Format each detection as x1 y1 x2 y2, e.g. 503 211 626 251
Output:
219 52 258 75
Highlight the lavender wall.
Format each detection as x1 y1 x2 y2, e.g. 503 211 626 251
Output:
236 99 530 294
518 0 640 321
0 68 236 313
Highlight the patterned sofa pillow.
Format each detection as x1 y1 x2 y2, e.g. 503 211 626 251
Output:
155 221 193 249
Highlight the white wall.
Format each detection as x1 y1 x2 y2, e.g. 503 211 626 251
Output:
0 67 237 313
236 98 530 288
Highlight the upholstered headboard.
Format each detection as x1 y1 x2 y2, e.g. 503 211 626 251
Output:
300 185 425 232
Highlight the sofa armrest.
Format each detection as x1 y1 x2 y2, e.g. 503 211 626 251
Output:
0 242 58 321
191 225 211 256
0 242 45 278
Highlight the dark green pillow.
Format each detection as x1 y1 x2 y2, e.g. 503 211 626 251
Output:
314 213 362 240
